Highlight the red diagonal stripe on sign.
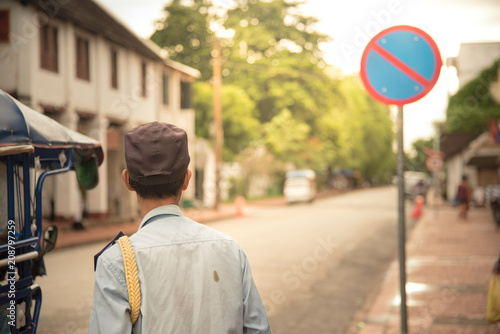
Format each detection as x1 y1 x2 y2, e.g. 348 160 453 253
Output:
372 42 431 87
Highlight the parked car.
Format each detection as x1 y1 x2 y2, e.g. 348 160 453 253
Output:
283 169 316 204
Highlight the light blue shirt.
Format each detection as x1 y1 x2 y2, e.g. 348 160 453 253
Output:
89 205 272 334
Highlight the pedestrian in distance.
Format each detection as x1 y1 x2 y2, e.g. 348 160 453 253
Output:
457 175 472 220
411 179 427 204
89 122 272 334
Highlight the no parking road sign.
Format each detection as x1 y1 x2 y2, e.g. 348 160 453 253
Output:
360 25 442 106
360 26 442 334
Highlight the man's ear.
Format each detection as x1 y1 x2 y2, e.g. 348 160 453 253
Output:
121 169 135 192
181 169 192 191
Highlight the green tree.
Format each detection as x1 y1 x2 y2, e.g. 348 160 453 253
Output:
319 76 395 183
193 81 260 161
150 0 336 125
263 109 310 164
446 60 500 133
222 0 334 129
150 0 214 81
150 1 396 184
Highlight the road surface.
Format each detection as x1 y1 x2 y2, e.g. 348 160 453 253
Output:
36 186 401 333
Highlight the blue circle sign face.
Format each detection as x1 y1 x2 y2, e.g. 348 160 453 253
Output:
360 26 442 106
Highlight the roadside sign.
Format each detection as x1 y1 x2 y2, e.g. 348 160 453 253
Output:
426 154 444 173
360 26 443 334
360 25 442 106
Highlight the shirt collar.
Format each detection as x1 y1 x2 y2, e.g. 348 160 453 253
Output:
139 204 184 229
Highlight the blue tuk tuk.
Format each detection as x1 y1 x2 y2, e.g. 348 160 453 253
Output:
0 89 103 333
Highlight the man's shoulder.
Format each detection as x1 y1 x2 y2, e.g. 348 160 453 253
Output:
175 217 239 247
190 219 237 242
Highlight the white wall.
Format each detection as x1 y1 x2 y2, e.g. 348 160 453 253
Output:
447 155 462 202
457 43 500 88
0 2 16 91
0 2 198 220
0 1 33 95
101 44 131 121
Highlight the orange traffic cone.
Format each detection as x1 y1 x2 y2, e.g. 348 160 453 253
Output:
234 196 246 218
411 195 424 219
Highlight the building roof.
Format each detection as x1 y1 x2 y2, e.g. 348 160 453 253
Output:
18 0 162 61
440 132 483 159
142 39 201 79
17 0 202 78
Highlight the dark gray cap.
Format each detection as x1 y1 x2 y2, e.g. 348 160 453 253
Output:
125 122 190 185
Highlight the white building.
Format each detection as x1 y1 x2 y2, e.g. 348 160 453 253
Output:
444 42 500 204
0 0 200 222
447 42 500 89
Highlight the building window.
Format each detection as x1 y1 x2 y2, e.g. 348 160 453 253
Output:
111 48 118 89
0 10 9 42
180 81 192 109
76 36 90 81
141 61 147 97
162 73 169 105
40 24 58 72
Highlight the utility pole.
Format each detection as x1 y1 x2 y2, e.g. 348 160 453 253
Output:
212 35 223 210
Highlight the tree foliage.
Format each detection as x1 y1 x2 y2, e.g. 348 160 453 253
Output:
446 60 500 133
150 0 214 81
221 0 332 127
193 81 260 161
150 0 396 185
263 109 310 165
318 77 395 182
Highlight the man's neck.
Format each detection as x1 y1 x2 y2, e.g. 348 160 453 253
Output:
137 195 180 218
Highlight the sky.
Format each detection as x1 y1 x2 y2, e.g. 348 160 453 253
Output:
96 0 500 150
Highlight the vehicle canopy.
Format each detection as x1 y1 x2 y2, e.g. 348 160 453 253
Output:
0 89 104 188
0 89 103 166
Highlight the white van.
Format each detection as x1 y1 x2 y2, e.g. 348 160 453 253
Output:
283 169 317 203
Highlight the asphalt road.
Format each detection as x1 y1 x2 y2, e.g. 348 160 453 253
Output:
36 186 400 334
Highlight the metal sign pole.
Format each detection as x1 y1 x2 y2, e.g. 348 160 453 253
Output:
360 26 441 333
397 105 408 333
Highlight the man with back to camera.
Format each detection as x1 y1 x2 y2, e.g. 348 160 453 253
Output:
89 122 272 333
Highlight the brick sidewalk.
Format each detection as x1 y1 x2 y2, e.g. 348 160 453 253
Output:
357 205 500 333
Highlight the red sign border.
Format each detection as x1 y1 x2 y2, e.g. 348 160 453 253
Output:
425 154 444 173
360 25 443 106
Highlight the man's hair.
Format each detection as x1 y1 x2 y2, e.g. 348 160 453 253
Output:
128 172 186 199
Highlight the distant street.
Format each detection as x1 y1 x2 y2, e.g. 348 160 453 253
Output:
36 186 400 334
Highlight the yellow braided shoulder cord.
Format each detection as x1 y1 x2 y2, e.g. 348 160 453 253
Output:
117 236 141 325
